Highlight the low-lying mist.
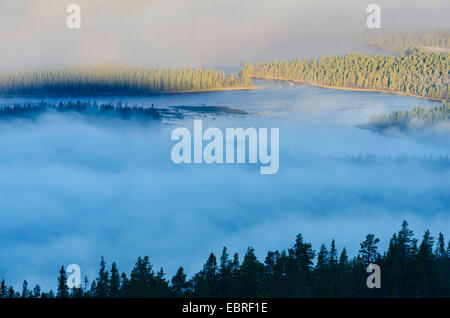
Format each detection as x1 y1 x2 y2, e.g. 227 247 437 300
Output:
0 111 448 291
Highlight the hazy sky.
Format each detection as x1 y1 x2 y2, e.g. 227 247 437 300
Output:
0 0 449 70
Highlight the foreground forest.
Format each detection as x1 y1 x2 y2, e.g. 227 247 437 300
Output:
242 50 449 100
1 221 448 298
0 66 254 95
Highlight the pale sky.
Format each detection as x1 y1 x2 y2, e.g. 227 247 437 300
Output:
0 0 449 70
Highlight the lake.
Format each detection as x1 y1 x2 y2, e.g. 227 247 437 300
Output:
0 79 448 290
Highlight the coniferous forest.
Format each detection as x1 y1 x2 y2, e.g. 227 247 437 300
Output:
0 221 448 298
0 101 161 121
363 102 450 132
0 66 254 96
241 50 449 100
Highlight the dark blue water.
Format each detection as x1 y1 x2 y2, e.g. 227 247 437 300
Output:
0 79 448 290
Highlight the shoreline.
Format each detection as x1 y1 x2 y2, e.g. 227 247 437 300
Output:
251 76 446 102
0 86 261 98
161 86 261 94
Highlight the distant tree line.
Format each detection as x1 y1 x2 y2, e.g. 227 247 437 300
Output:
333 153 450 170
366 29 450 54
241 51 449 100
0 100 163 121
365 102 449 132
0 66 253 96
1 221 448 298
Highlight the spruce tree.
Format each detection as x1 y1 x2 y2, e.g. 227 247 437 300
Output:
218 247 232 297
8 286 14 298
119 273 129 297
0 279 6 298
359 234 380 266
203 253 218 296
33 284 41 298
109 262 120 298
417 230 436 296
95 257 110 298
21 280 29 298
56 266 69 298
238 248 264 297
171 267 189 297
329 239 338 267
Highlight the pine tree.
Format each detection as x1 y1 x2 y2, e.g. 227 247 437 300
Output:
95 257 110 297
436 232 446 257
312 244 330 297
218 247 232 297
338 248 351 297
329 239 338 267
203 253 218 296
238 248 264 297
171 267 189 297
109 262 120 298
83 276 89 296
0 279 6 298
128 256 155 297
33 284 41 298
155 267 170 297
287 233 315 297
21 280 29 298
119 273 129 297
359 234 380 266
8 286 14 298
57 266 69 298
316 245 329 270
416 230 436 296
90 280 97 297
291 234 315 272
398 220 414 259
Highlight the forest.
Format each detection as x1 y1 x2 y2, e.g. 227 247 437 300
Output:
241 50 449 100
0 66 253 96
365 29 450 54
363 102 449 132
0 221 448 298
0 101 253 121
0 101 162 121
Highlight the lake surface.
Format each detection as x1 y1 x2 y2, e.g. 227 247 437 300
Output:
0 79 449 290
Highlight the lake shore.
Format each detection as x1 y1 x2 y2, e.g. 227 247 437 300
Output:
251 76 446 102
0 86 261 98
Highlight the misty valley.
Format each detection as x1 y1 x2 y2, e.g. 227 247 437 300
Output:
0 24 448 298
0 77 448 295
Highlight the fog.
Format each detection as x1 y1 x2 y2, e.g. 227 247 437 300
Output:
1 113 448 290
1 0 449 70
0 81 449 290
0 0 449 292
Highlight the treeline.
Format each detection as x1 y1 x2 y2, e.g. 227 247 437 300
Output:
0 65 253 96
335 153 450 169
1 221 448 298
0 101 161 121
366 29 450 54
365 102 449 132
241 51 449 100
